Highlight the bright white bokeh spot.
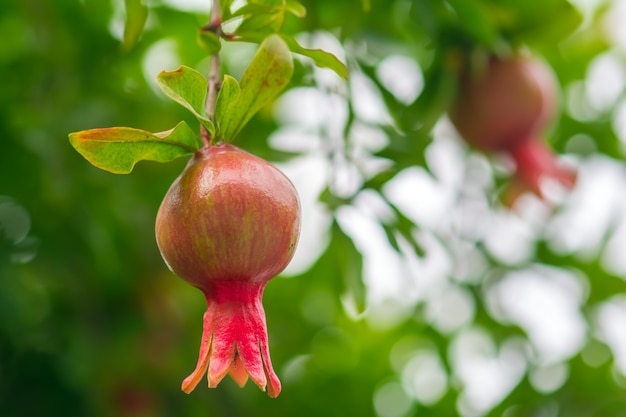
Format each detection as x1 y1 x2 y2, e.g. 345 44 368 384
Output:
403 231 453 301
334 159 365 198
486 266 587 364
430 123 467 187
570 0 607 22
269 127 322 154
366 299 415 331
425 284 475 334
450 240 490 284
586 52 626 113
376 55 424 105
142 38 180 93
277 155 333 276
274 87 330 127
546 156 626 257
595 295 626 375
353 189 396 224
335 195 453 317
350 72 392 124
383 165 453 230
335 204 407 305
108 0 125 41
411 128 494 248
349 121 390 154
605 0 626 52
482 209 537 265
219 41 258 79
601 214 626 278
162 0 211 12
402 350 448 405
274 87 347 136
451 328 527 417
373 381 414 417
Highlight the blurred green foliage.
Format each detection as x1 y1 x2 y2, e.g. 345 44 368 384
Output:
2 1 626 417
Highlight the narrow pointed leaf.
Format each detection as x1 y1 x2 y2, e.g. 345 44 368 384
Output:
230 3 277 18
69 121 198 174
238 34 293 127
280 34 347 79
214 75 241 140
285 0 306 18
229 0 305 34
156 66 215 135
388 203 425 257
236 12 283 36
220 0 235 20
218 34 293 141
382 224 401 252
197 29 221 55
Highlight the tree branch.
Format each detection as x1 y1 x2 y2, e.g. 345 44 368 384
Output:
201 0 222 147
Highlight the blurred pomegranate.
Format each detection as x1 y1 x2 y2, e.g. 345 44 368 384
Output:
449 55 575 202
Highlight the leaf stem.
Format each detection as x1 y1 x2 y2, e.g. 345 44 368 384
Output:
202 0 222 147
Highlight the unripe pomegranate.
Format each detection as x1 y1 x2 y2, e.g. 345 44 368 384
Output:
449 55 575 201
155 143 301 397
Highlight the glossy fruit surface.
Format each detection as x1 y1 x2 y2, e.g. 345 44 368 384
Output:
155 143 301 397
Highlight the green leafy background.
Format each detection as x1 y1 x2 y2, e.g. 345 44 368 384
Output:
1 1 626 417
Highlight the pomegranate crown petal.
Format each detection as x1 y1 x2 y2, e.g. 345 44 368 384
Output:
180 294 281 397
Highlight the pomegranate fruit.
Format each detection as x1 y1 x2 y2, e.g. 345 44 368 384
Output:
448 55 575 201
155 143 301 397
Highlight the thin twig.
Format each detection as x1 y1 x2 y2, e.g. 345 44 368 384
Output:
201 0 222 147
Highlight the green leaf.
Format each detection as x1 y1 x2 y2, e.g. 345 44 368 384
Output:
285 0 306 18
217 34 293 141
229 0 306 36
403 49 458 134
236 11 284 36
156 66 215 135
388 202 425 257
230 2 285 35
122 0 148 52
68 121 198 174
382 224 401 252
214 75 241 140
220 0 234 19
410 0 455 39
230 2 277 19
501 0 583 47
447 0 498 46
197 29 221 55
280 34 347 79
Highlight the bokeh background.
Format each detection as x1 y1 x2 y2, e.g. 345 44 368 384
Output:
2 0 626 416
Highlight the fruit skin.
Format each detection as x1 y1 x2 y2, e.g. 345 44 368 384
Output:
449 56 558 152
449 55 575 202
155 143 301 397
